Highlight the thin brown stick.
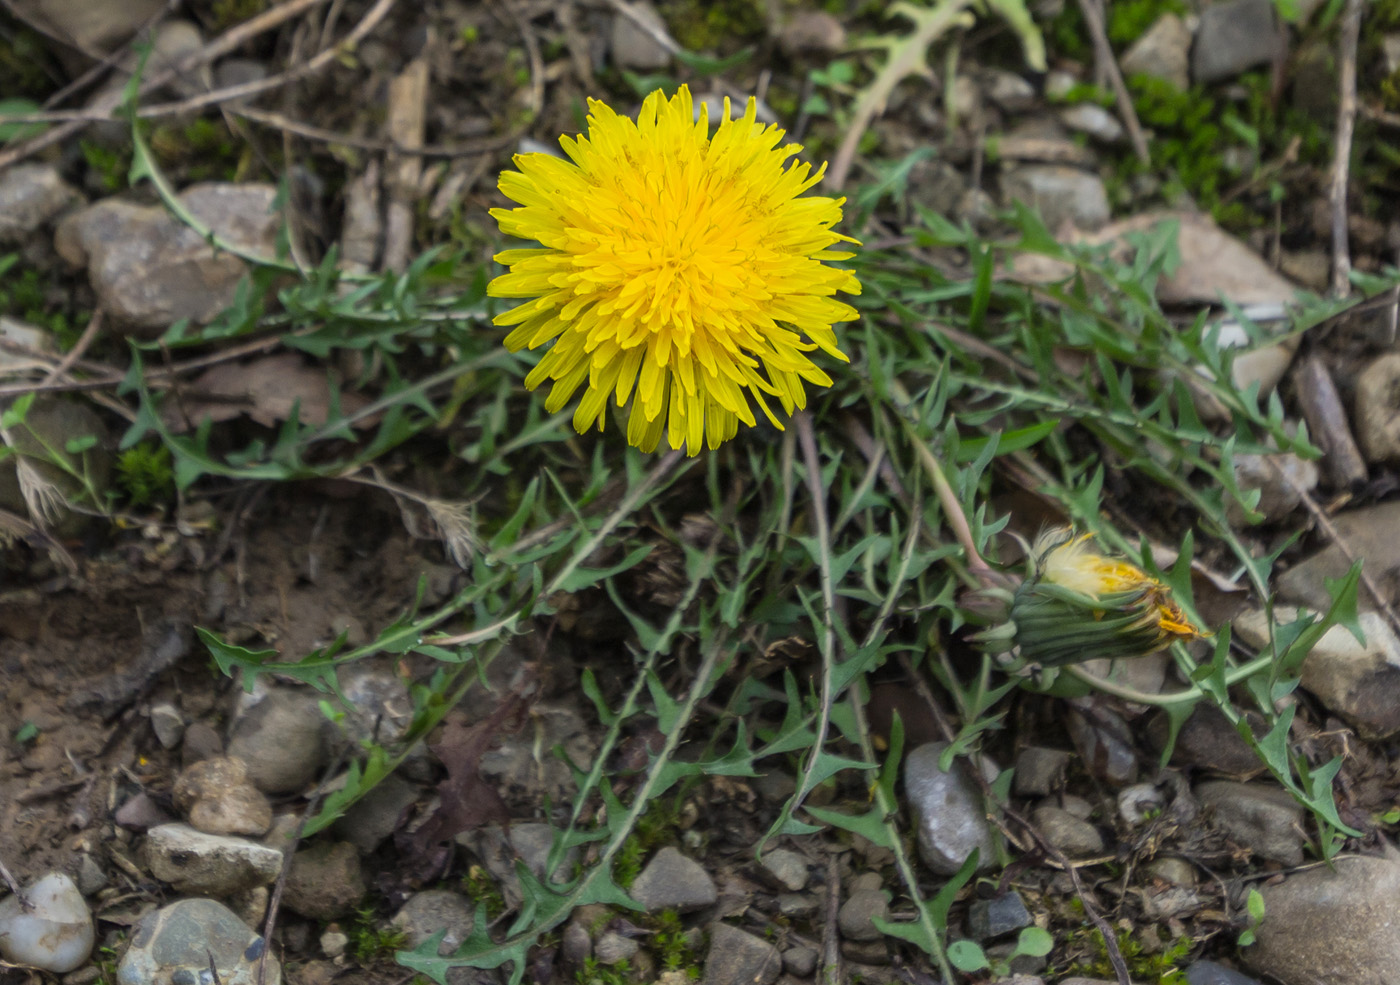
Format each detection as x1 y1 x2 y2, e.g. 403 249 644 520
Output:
819 855 843 985
1329 0 1362 296
1073 0 1150 165
1293 356 1367 488
258 751 347 985
41 311 103 386
0 0 333 171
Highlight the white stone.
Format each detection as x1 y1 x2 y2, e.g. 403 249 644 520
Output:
0 873 94 972
145 823 283 894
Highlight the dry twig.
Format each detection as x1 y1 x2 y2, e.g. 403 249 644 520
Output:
1072 0 1151 165
1293 356 1367 488
0 0 335 171
1329 0 1363 296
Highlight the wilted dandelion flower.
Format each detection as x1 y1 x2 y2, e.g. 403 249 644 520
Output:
488 85 861 456
977 528 1203 668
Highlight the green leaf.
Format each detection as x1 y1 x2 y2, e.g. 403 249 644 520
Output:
1246 887 1265 923
946 940 989 972
1016 926 1054 957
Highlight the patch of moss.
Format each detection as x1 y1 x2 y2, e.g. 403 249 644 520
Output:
0 24 53 98
0 256 85 349
148 117 243 182
208 0 270 32
1062 923 1193 984
658 0 765 52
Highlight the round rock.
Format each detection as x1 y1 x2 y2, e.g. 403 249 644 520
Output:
0 873 94 972
904 742 997 876
283 841 366 919
838 889 890 942
173 756 273 837
1246 854 1400 985
227 688 330 795
117 898 279 985
392 890 475 954
702 924 781 985
0 164 81 243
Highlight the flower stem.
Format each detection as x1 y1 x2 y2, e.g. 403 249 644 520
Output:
1062 651 1276 706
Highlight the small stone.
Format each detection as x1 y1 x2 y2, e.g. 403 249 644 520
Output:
1066 706 1137 786
182 720 223 766
173 756 274 837
630 847 717 913
753 772 797 804
967 892 1032 942
510 822 578 884
838 889 890 942
904 742 997 876
1224 452 1318 525
1197 781 1305 866
230 886 269 928
392 890 475 954
758 849 809 892
1117 784 1166 826
115 792 174 832
0 873 94 972
320 929 349 960
984 70 1037 113
595 932 638 966
65 967 101 985
1000 165 1110 231
777 893 819 919
609 0 672 70
145 823 283 895
1192 0 1282 85
76 855 107 897
338 666 412 746
848 872 884 893
227 688 330 795
1031 807 1105 857
283 841 366 920
1149 703 1263 774
332 772 419 853
1277 502 1400 612
840 940 891 965
117 899 279 985
1279 250 1331 292
1013 747 1072 796
774 11 845 56
1058 104 1124 143
0 398 111 535
782 946 817 977
149 703 185 750
1235 607 1400 739
213 58 270 93
1120 14 1191 90
1146 857 1197 887
55 184 280 338
561 922 591 966
703 924 781 985
479 700 594 803
1355 354 1400 464
1184 960 1262 985
1246 855 1400 985
0 164 81 243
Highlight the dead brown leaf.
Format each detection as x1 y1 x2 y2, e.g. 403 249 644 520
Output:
162 353 372 432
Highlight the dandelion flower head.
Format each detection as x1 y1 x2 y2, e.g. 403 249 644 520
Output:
488 85 861 456
1035 529 1200 641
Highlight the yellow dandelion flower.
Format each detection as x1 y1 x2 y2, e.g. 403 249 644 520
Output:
488 85 861 456
1035 529 1201 645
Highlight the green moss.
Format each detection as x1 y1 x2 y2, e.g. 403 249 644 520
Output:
148 117 243 182
209 0 270 31
1063 922 1193 984
115 443 174 507
347 906 410 964
659 0 765 51
1106 0 1189 44
462 864 508 920
0 256 85 349
0 25 53 98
